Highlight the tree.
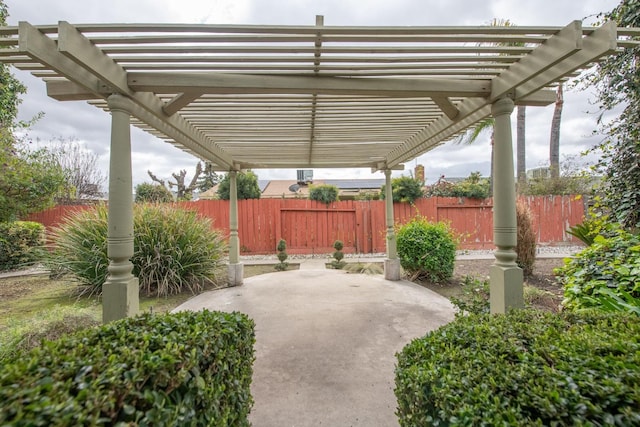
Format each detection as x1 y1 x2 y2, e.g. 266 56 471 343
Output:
196 162 219 192
0 1 66 221
45 137 106 201
135 182 173 203
549 84 564 179
380 176 423 203
217 170 261 200
148 162 203 201
583 0 640 229
457 18 527 194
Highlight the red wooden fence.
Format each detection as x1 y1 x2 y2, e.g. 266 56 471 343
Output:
27 196 585 254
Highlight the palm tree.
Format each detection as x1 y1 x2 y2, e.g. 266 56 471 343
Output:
456 18 527 195
549 83 563 179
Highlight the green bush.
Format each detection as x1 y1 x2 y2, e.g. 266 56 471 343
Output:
0 310 255 427
48 204 227 297
396 217 456 282
395 310 640 426
425 171 490 199
556 228 640 314
0 221 45 271
309 184 339 204
381 176 424 203
217 170 261 200
134 182 173 203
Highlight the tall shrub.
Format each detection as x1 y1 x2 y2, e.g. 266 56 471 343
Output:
396 217 456 282
381 176 423 203
48 204 227 297
516 200 536 276
134 182 173 203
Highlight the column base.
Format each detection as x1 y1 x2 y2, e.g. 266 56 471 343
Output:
489 264 524 314
228 263 244 287
102 277 139 323
384 259 401 281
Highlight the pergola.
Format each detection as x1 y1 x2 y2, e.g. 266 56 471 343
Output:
2 18 636 322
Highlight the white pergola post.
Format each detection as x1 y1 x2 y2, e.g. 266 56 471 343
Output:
103 94 139 323
383 169 401 280
228 170 244 286
490 96 523 313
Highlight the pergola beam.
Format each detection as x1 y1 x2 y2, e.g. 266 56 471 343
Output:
127 72 491 97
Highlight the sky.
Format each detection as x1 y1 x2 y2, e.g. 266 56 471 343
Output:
6 0 621 189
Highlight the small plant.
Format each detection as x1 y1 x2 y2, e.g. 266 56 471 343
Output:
450 276 490 316
309 184 339 204
329 240 346 269
396 217 457 282
516 200 536 277
274 238 289 271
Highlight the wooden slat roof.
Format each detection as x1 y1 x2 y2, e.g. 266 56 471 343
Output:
2 18 637 171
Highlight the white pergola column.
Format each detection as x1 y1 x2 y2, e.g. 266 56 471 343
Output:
383 169 401 280
103 94 139 323
227 170 243 286
490 96 523 313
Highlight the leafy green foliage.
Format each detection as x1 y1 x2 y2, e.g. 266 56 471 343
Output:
450 276 490 316
275 238 289 271
217 170 261 200
309 184 339 204
381 176 424 203
0 137 66 222
556 228 640 314
0 310 255 427
0 221 45 271
425 171 491 199
395 310 640 426
516 200 537 277
48 204 227 297
581 0 640 230
329 239 346 269
396 218 456 282
134 182 173 203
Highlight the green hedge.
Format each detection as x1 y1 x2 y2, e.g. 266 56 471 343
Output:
395 310 640 426
0 221 45 271
0 310 255 426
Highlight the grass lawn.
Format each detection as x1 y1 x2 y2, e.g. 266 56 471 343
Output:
0 263 293 359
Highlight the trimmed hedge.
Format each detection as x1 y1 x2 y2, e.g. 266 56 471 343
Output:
395 310 640 426
0 310 255 426
0 221 45 271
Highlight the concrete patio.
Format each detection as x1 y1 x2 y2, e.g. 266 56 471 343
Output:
174 267 455 426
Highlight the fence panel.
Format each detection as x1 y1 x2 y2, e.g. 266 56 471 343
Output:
27 195 584 254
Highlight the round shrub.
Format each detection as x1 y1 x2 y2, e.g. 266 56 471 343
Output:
0 221 45 271
381 176 424 203
516 200 537 277
309 184 339 204
48 204 227 297
134 182 173 203
557 227 640 314
396 217 456 282
395 310 640 426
